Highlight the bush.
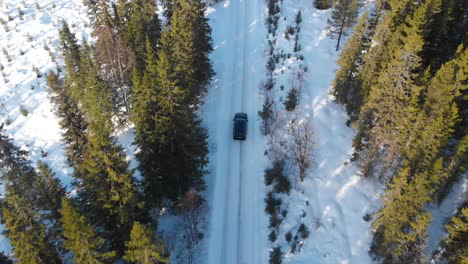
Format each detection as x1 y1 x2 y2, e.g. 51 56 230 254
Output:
284 88 299 111
32 65 42 78
298 223 309 239
5 117 12 126
295 10 302 25
259 96 274 135
269 246 283 264
269 214 282 228
275 173 291 194
363 213 372 222
269 230 277 242
265 160 284 186
19 105 29 116
285 231 292 243
281 209 288 218
290 241 297 253
265 191 281 215
314 0 332 9
18 8 24 20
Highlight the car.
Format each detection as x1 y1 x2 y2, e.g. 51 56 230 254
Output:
233 112 248 140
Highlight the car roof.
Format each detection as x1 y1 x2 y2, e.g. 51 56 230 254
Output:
234 112 248 119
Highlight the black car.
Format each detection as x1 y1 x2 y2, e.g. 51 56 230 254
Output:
233 112 248 140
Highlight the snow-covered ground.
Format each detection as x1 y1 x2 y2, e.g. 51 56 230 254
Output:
201 0 269 263
1 0 465 262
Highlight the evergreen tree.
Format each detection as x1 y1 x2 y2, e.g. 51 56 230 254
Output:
3 192 61 264
314 0 332 10
47 71 88 175
327 0 362 51
123 222 169 264
123 0 161 73
370 163 437 263
153 42 209 200
59 22 81 80
357 2 429 179
168 0 214 107
60 198 116 263
443 205 468 264
331 13 369 122
35 161 66 221
131 38 161 207
69 42 141 251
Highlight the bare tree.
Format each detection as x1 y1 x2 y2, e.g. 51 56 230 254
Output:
285 119 316 182
179 189 207 264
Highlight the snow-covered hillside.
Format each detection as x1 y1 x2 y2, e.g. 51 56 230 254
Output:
1 0 465 262
0 0 91 253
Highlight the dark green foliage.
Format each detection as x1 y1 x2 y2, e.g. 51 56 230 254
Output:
0 252 12 264
124 222 169 264
284 88 299 112
265 191 282 215
441 204 468 264
269 230 277 242
327 0 362 51
331 13 369 122
269 246 283 264
285 231 292 243
269 214 282 229
3 192 61 264
298 223 309 239
122 0 161 74
60 198 116 263
314 0 332 10
47 71 88 171
259 96 275 135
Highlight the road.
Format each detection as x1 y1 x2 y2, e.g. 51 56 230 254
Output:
203 1 268 263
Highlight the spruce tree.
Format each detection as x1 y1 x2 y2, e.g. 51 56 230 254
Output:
168 0 213 106
314 0 332 10
131 37 161 207
123 222 169 264
443 205 468 264
123 0 161 73
331 13 369 121
59 22 81 80
327 0 362 51
60 198 116 263
3 192 61 264
357 2 429 179
47 71 88 174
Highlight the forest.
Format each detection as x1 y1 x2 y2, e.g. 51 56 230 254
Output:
0 0 466 263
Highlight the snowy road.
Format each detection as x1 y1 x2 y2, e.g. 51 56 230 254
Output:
203 1 268 263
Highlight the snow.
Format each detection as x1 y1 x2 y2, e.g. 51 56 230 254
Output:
426 175 467 256
203 0 383 263
0 0 90 254
0 0 463 262
201 0 269 263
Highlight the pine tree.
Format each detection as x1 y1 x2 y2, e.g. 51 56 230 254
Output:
123 222 169 264
123 0 161 73
131 37 162 207
153 42 209 200
443 205 468 264
60 198 116 263
357 2 429 179
47 71 88 174
70 41 140 250
331 13 369 121
168 0 213 107
59 22 81 80
327 0 362 51
35 161 65 219
370 163 436 263
314 0 332 10
3 192 61 264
